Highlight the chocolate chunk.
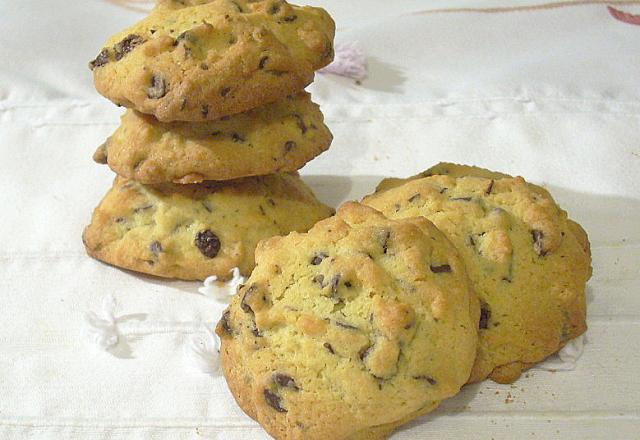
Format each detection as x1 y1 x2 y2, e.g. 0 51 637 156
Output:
201 105 209 118
479 303 491 329
532 229 548 256
258 56 269 69
283 15 298 22
200 63 209 70
115 217 126 224
220 87 231 97
413 375 437 385
284 141 297 152
273 373 299 390
344 281 353 288
264 389 286 412
486 180 495 195
408 193 421 203
147 75 168 99
231 132 245 143
310 252 328 265
293 114 307 134
114 34 145 60
150 241 163 256
323 342 335 354
450 197 472 202
89 49 110 70
330 274 341 294
240 284 258 314
194 229 221 258
430 264 452 273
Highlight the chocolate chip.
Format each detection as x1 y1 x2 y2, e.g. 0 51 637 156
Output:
147 75 168 99
532 229 548 256
114 34 145 60
330 274 341 294
115 217 126 224
450 197 472 202
200 63 209 70
258 56 269 69
240 284 258 314
264 389 286 412
150 241 163 256
413 375 437 385
310 252 328 265
293 114 307 134
430 264 452 273
284 141 296 152
201 105 209 118
479 303 491 329
89 49 110 70
273 374 299 390
194 230 221 258
344 281 352 288
323 342 335 354
220 87 231 97
231 132 245 143
408 193 421 203
486 180 495 195
283 15 297 22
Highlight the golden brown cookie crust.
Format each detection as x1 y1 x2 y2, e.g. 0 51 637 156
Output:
90 0 335 122
83 174 334 281
217 202 479 439
364 163 592 384
97 92 332 184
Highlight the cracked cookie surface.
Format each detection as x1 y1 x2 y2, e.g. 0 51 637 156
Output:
95 92 332 184
364 163 592 384
216 202 479 439
82 173 334 281
89 0 334 121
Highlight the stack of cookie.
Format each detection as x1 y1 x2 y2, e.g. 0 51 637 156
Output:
83 0 336 280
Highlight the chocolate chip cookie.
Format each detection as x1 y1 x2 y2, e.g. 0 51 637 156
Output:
89 0 335 122
363 163 592 383
216 202 479 439
94 92 332 184
82 173 334 281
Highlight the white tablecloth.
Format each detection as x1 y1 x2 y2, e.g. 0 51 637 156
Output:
1 1 639 439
